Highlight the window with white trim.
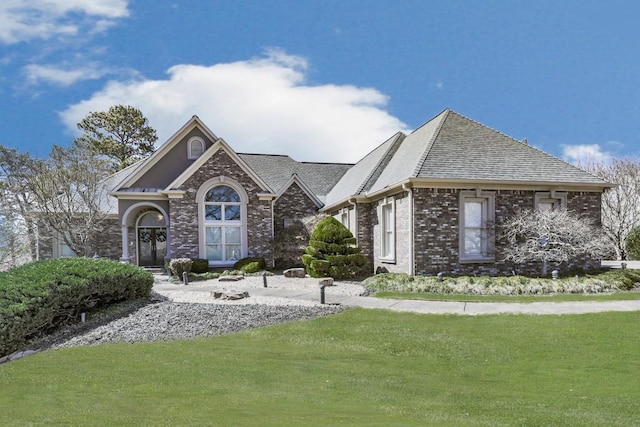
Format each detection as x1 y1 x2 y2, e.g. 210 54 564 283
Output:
340 211 349 230
380 200 395 261
55 232 76 258
534 192 567 211
203 185 242 262
459 191 495 262
188 137 205 159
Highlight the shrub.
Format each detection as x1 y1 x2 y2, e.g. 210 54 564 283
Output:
233 257 266 273
0 258 153 357
169 258 192 277
625 227 640 260
241 262 262 274
362 272 627 295
190 258 209 274
302 216 367 280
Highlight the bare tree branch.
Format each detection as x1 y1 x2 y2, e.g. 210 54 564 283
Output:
581 158 640 260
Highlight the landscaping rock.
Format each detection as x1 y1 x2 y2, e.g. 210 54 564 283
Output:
211 291 250 300
319 277 334 286
219 276 244 282
0 349 37 364
284 268 306 278
54 303 344 349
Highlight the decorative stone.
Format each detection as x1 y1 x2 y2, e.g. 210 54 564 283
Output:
219 276 244 282
319 277 334 286
211 291 249 300
0 349 37 364
283 268 306 278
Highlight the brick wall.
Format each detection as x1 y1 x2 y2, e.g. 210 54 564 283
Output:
36 217 121 261
273 182 322 269
410 188 603 276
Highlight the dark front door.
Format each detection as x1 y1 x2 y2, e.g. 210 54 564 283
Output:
138 227 167 267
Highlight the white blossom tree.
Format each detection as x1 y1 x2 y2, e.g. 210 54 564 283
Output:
501 208 609 274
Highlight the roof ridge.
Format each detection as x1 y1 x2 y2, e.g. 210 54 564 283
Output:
237 152 292 158
357 132 405 194
412 109 450 177
299 161 355 166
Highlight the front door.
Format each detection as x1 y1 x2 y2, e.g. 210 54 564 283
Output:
138 227 167 267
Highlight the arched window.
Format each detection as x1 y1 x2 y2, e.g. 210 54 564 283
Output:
203 185 243 262
188 137 205 159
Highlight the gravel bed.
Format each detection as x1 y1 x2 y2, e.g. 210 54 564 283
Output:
53 301 344 349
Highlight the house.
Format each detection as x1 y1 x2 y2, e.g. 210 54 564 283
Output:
37 109 613 276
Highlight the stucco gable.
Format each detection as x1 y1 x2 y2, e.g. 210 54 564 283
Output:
113 115 219 192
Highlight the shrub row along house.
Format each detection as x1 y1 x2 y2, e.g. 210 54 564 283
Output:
37 109 613 275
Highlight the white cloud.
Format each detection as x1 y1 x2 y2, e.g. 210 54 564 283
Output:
24 63 107 86
60 51 410 163
561 143 613 166
0 0 129 44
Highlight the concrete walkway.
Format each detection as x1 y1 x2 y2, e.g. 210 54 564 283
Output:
153 277 640 316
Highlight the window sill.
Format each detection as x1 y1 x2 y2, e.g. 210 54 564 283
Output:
459 257 495 264
379 257 396 264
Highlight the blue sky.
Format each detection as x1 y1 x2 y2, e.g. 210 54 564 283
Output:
1 0 638 164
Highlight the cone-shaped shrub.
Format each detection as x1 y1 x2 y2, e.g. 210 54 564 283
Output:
302 216 367 279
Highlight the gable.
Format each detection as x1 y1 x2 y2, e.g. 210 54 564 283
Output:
114 115 219 192
127 127 215 190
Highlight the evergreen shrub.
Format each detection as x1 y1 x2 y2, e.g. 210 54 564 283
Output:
302 216 367 279
233 257 266 273
0 258 153 356
190 258 209 274
625 227 640 260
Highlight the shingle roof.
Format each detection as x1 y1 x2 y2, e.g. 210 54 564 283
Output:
362 109 611 195
237 153 352 202
323 132 403 206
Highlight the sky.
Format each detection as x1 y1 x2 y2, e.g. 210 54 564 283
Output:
1 0 639 165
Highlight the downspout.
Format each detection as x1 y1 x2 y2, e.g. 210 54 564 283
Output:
271 198 276 269
402 183 414 276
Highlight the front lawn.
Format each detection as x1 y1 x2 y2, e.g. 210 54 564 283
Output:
1 309 638 426
375 291 640 303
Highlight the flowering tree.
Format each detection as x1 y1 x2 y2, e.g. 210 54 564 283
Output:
581 158 640 260
501 208 609 273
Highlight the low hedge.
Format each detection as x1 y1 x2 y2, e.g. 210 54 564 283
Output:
0 258 154 357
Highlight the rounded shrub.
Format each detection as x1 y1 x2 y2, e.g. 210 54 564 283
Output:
190 258 210 274
233 257 266 273
302 216 367 280
169 258 192 277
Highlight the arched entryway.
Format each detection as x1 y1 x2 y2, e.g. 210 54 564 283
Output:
137 210 167 267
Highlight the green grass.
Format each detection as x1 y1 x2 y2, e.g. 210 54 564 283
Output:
376 291 640 302
1 309 639 426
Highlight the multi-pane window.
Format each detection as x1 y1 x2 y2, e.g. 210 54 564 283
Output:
204 185 242 262
381 201 394 260
460 191 495 262
534 192 567 211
